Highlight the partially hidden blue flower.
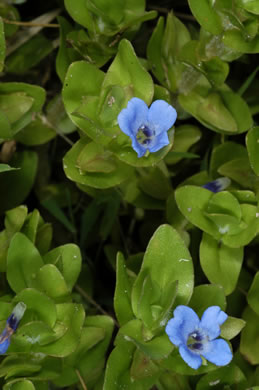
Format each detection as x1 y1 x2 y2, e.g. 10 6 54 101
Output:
165 305 232 369
0 302 26 354
117 97 177 158
202 177 231 193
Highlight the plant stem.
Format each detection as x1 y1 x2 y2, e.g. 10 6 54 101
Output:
76 369 88 390
2 18 59 28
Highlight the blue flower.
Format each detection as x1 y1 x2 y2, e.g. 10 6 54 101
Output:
202 177 231 193
165 305 232 369
117 97 177 158
0 302 26 354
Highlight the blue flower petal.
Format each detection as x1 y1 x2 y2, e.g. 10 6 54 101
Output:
202 177 231 193
0 338 10 354
117 98 148 137
202 339 232 366
131 137 147 158
200 306 228 340
166 305 200 347
147 100 177 135
179 344 202 369
149 131 169 153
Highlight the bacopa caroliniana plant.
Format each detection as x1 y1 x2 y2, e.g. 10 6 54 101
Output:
0 0 259 389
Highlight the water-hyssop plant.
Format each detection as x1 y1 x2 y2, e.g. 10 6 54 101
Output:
117 97 177 157
0 0 258 388
166 305 233 369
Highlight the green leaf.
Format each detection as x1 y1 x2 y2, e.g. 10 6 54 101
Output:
4 205 28 240
0 164 19 173
43 244 81 291
210 141 247 178
56 16 74 82
0 355 41 379
175 185 220 238
130 349 161 383
63 137 133 189
15 116 56 146
103 338 136 390
218 157 254 189
147 13 190 92
20 209 40 244
62 61 107 143
138 166 172 200
247 272 259 316
219 90 253 133
200 233 244 295
7 233 44 293
64 0 94 30
196 364 246 390
67 29 114 68
165 125 201 164
0 82 45 136
220 316 246 340
37 303 85 357
240 306 259 364
36 264 69 301
246 126 259 175
132 225 193 327
13 288 56 328
207 191 241 220
0 110 11 139
147 17 165 85
125 332 174 361
0 93 33 125
35 223 52 255
223 30 259 53
6 34 53 74
222 204 259 247
114 252 134 326
188 0 223 34
13 321 58 348
202 57 229 86
3 379 36 390
51 326 105 387
239 0 259 14
77 315 114 386
102 39 153 105
179 87 252 135
76 141 116 173
189 284 226 317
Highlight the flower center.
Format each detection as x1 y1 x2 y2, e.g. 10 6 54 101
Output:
187 330 208 353
136 125 154 146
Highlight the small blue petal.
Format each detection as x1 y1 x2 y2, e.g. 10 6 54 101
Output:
166 305 200 347
7 314 19 332
200 306 228 340
147 100 177 135
202 339 232 366
0 338 10 354
203 177 231 193
131 137 146 158
179 344 202 369
149 131 169 153
117 98 148 136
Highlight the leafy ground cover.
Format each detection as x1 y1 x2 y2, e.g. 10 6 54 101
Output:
0 0 259 389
